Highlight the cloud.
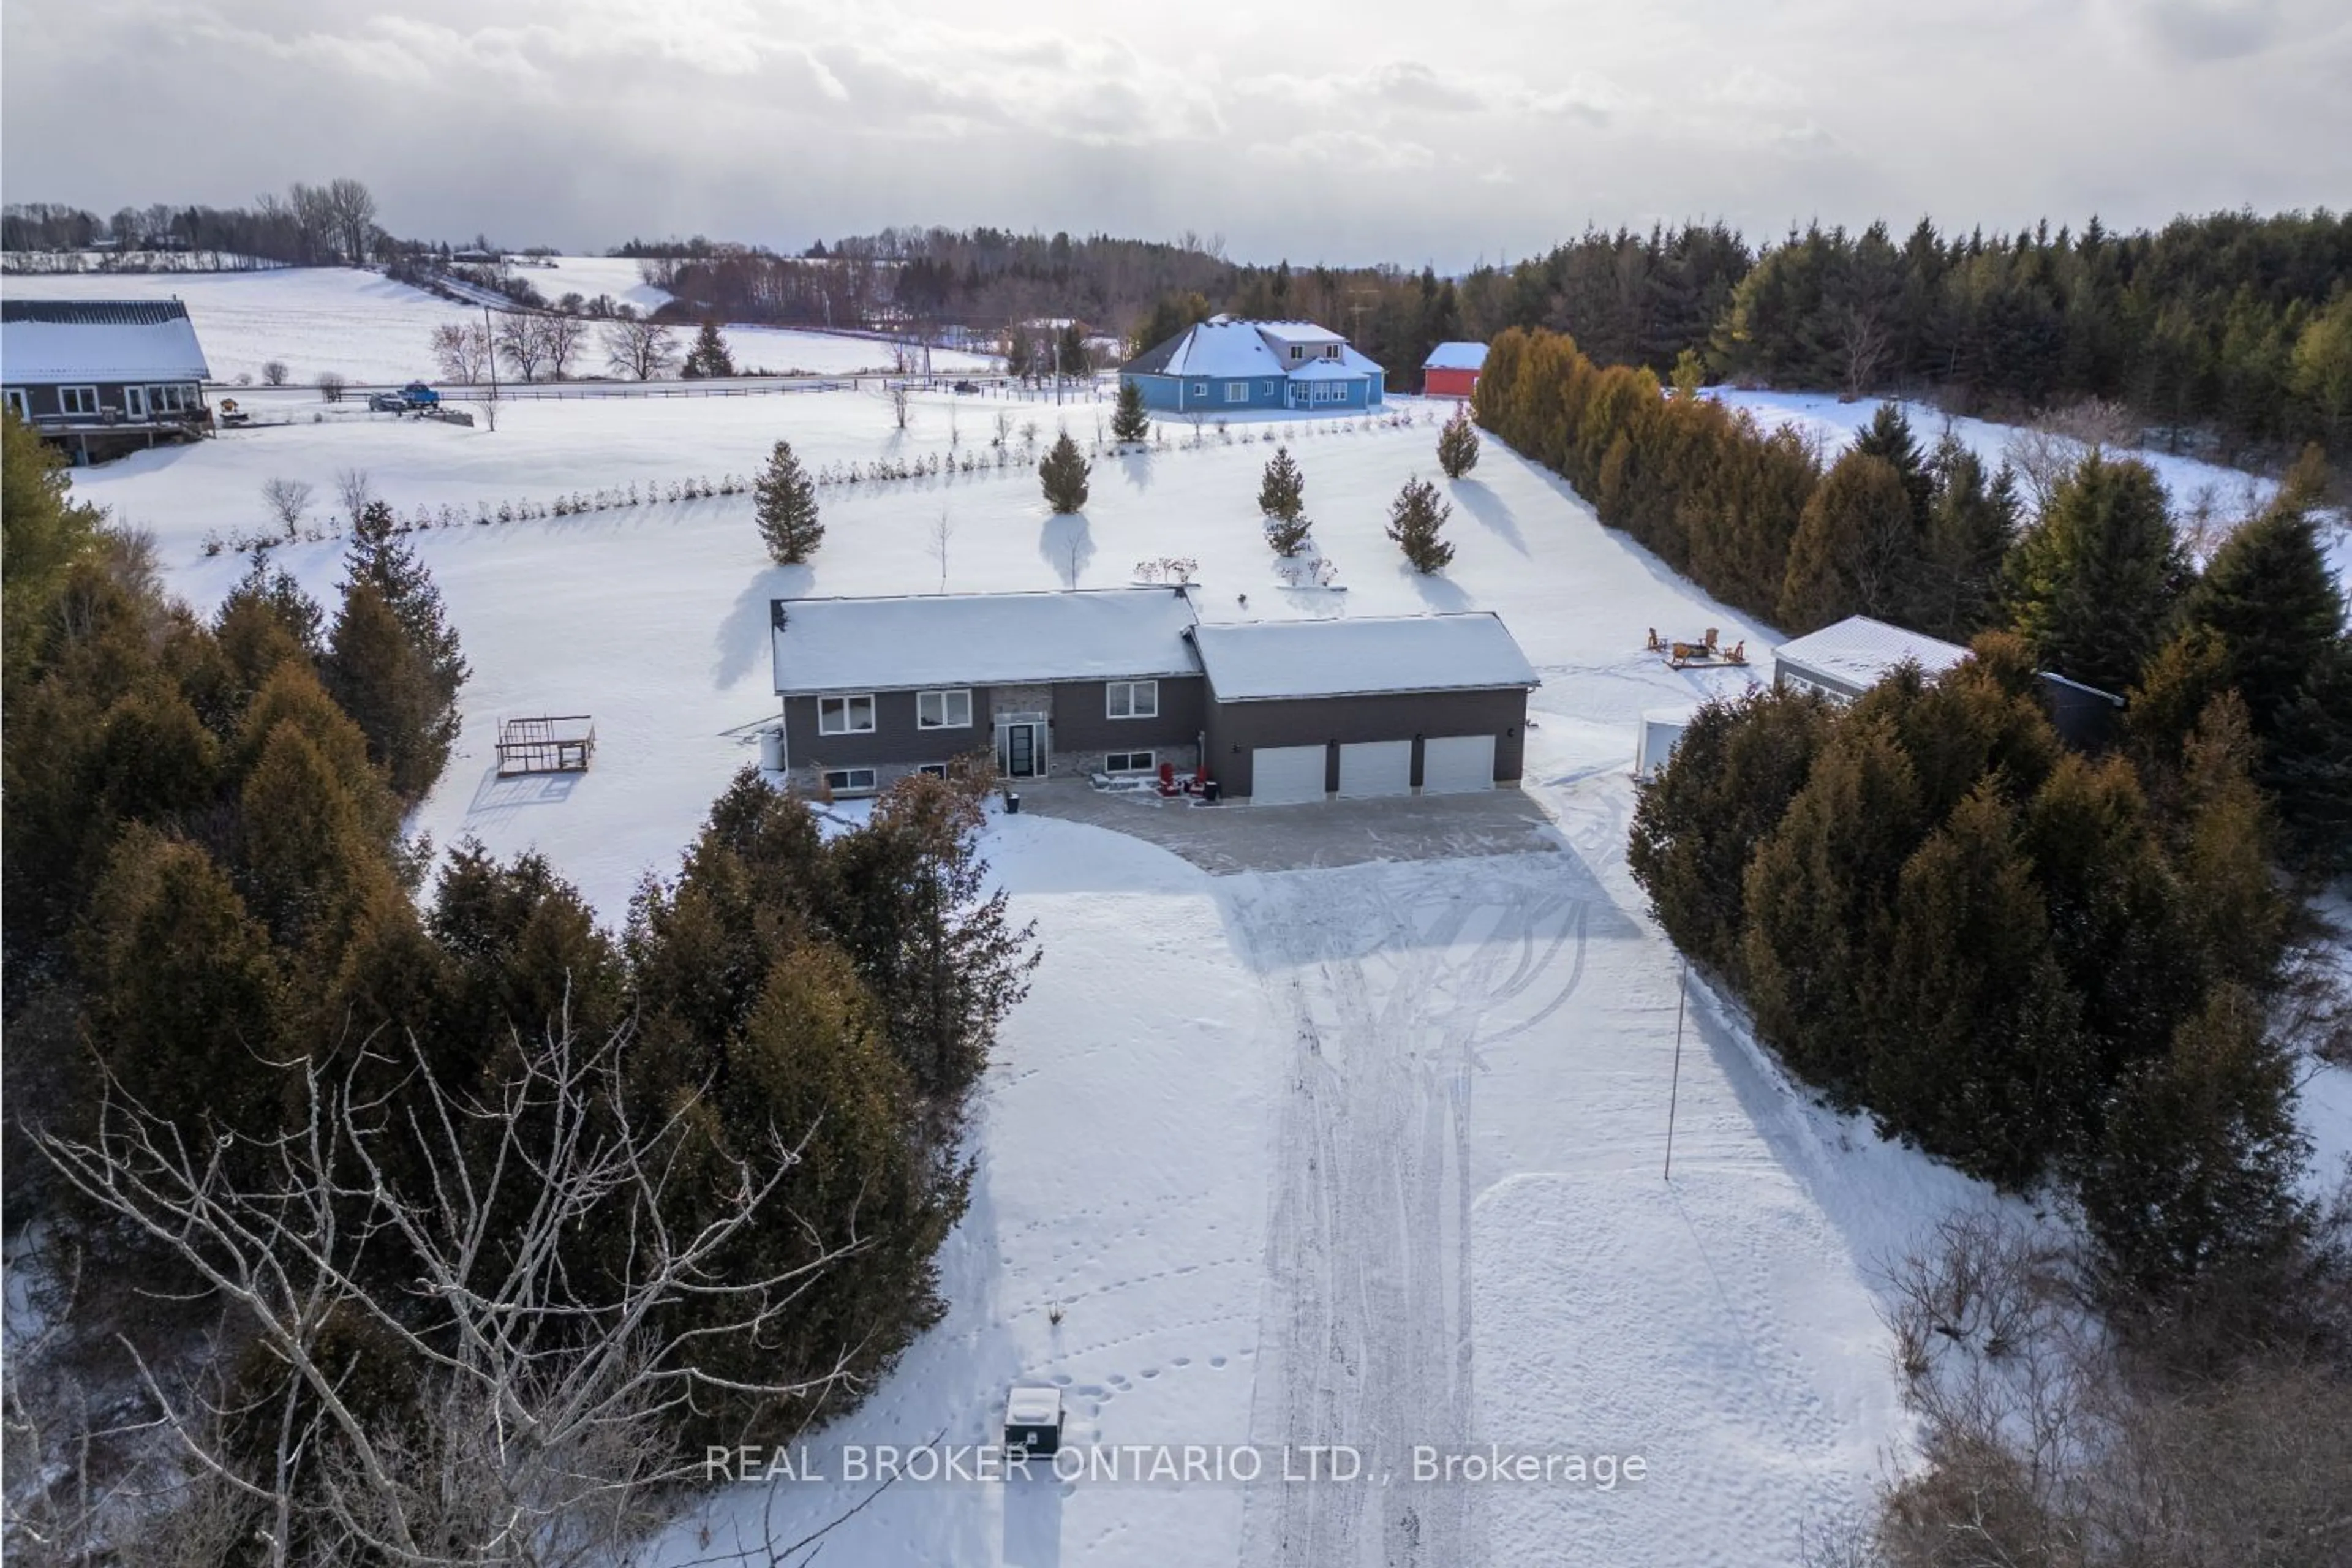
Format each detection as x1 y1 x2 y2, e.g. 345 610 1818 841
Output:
1249 130 1440 173
1 0 2346 270
1237 61 1635 124
2113 0 2286 61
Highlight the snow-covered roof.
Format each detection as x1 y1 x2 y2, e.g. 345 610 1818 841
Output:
1162 320 1287 379
1285 358 1373 382
1193 613 1539 701
1773 615 1968 693
1423 341 1488 371
1 299 209 383
1125 317 1384 380
771 588 1201 695
1252 320 1345 345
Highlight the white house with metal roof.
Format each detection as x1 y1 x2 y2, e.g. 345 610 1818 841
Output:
1118 315 1385 415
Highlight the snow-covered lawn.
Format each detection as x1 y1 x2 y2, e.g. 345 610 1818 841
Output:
68 386 2007 1562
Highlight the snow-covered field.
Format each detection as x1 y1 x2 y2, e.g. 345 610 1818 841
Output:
1710 387 2278 522
61 382 2025 1564
0 261 997 385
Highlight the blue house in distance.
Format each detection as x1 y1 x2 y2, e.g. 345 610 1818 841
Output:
1119 316 1385 414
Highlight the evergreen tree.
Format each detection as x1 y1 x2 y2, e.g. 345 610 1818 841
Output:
1918 437 2021 638
78 825 286 1140
325 582 449 801
2077 984 2309 1306
331 501 467 799
1257 445 1311 553
2184 483 2347 740
1056 322 1087 377
1850 403 1934 526
1868 785 2086 1186
1777 450 1918 631
2004 454 2187 695
1741 717 1924 1097
2 407 104 693
1038 431 1091 513
214 551 325 702
1437 404 1481 479
753 439 823 563
1629 686 1834 980
1110 378 1150 443
818 773 1041 1101
680 319 735 379
1385 475 1455 573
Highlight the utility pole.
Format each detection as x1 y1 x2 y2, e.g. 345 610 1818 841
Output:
1664 952 1688 1182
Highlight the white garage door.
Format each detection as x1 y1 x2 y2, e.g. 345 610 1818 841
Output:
1337 739 1413 799
1421 734 1497 794
1250 745 1327 805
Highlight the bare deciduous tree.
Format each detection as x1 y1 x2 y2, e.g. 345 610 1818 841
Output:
889 382 912 429
318 369 347 404
324 177 377 266
429 321 492 384
495 312 549 383
32 1016 863 1567
601 317 678 381
1835 304 1889 403
260 477 313 537
540 313 587 381
261 360 291 387
334 467 374 527
930 510 954 591
2004 397 2144 513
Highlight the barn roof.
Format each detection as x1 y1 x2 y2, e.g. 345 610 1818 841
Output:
1193 613 1539 701
1773 615 1969 691
1423 341 1489 371
1 298 210 383
770 587 1202 695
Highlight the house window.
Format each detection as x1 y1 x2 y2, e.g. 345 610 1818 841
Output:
1105 750 1155 774
1264 380 1276 396
1289 345 1303 361
59 386 99 417
150 383 196 413
1311 382 1348 404
2 389 26 419
916 689 971 729
818 694 876 735
1190 382 1207 398
822 767 878 795
1106 680 1158 720
1224 382 1248 404
917 763 949 778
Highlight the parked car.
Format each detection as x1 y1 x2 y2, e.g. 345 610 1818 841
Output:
951 379 981 394
368 391 406 412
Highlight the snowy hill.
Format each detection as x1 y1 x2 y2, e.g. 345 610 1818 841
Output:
0 261 996 386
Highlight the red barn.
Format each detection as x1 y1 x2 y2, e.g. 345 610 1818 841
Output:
1422 341 1487 398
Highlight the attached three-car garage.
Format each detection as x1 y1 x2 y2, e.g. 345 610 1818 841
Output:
1192 614 1540 805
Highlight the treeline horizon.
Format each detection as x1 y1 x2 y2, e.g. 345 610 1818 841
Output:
10 194 2347 455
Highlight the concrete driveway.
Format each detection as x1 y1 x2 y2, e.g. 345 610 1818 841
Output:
1010 780 1562 875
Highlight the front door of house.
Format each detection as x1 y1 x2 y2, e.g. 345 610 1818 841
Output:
1001 722 1042 778
122 385 148 420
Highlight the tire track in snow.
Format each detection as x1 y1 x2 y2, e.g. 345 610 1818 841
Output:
1234 869 1591 1568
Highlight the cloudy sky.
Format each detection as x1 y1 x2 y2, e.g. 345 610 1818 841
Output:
4 0 2346 268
